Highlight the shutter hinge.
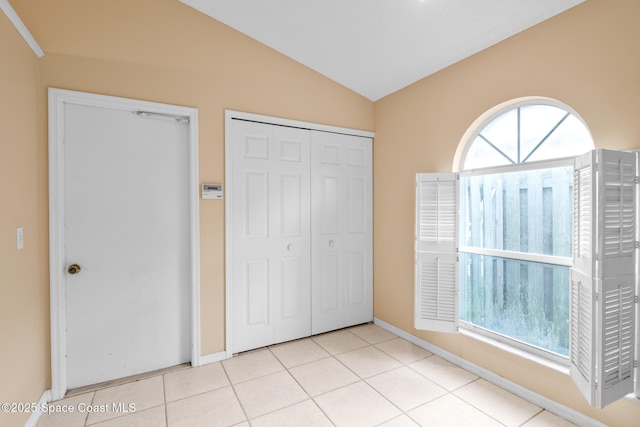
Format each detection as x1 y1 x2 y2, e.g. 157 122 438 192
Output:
635 296 638 304
635 176 639 184
635 241 639 249
595 293 599 302
634 360 638 368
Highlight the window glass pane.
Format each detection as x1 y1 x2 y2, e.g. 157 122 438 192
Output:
519 104 567 161
525 115 594 162
479 108 518 162
463 136 513 170
457 101 593 360
460 166 573 257
460 253 569 356
462 103 594 170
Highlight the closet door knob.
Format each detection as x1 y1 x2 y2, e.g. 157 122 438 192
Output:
287 244 294 251
329 240 335 248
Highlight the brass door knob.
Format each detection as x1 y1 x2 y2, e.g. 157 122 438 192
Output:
67 264 81 275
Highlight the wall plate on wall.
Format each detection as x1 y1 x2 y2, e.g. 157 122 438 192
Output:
202 184 223 199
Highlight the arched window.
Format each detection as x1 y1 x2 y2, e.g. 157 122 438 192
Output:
458 100 594 359
462 102 594 170
417 99 637 406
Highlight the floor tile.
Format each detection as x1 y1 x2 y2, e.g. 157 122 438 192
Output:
289 356 360 397
408 393 503 427
377 414 420 426
348 323 397 344
311 329 368 355
375 337 432 364
269 338 330 368
249 399 333 427
314 381 402 427
89 405 165 427
522 410 578 427
233 371 308 419
164 362 229 402
166 386 245 427
367 366 447 411
454 379 542 427
37 392 93 427
409 355 478 391
86 376 164 425
221 349 284 384
32 325 581 427
336 345 402 379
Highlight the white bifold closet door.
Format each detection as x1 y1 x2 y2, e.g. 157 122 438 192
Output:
230 119 311 353
229 118 372 353
311 131 373 335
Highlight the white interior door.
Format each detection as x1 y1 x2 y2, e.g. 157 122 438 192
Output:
230 119 311 353
64 102 191 389
311 131 373 335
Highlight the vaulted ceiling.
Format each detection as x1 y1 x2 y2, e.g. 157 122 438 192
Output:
180 0 585 101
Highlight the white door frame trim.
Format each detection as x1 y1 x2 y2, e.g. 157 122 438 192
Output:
224 109 374 357
48 88 201 400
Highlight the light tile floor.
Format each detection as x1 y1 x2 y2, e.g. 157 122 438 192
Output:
37 324 578 427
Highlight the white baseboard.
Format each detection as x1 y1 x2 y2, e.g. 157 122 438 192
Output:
198 351 228 366
24 389 51 427
373 318 606 427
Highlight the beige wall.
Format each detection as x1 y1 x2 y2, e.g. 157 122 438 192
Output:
0 10 49 427
13 0 374 357
2 3 372 421
5 0 640 425
373 0 640 425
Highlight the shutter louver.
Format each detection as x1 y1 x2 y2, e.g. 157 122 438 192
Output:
570 270 596 404
415 173 459 333
599 276 635 407
570 149 636 409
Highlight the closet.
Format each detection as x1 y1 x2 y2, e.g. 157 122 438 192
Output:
227 113 372 353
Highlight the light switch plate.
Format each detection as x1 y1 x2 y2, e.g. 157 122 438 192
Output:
17 226 23 250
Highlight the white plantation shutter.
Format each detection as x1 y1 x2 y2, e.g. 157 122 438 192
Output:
635 151 640 402
415 173 459 333
570 151 597 404
570 149 636 408
573 151 596 277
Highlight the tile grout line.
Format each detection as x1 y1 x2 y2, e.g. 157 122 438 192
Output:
518 408 546 427
220 356 251 424
46 325 575 427
161 373 168 427
452 377 532 427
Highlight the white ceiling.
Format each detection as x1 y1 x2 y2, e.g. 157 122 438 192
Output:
180 0 585 101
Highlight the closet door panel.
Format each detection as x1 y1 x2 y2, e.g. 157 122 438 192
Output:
245 259 269 326
230 120 310 352
311 131 372 334
317 253 342 333
245 172 269 238
272 126 311 344
348 177 366 232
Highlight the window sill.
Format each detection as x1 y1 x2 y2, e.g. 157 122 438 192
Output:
458 326 570 376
